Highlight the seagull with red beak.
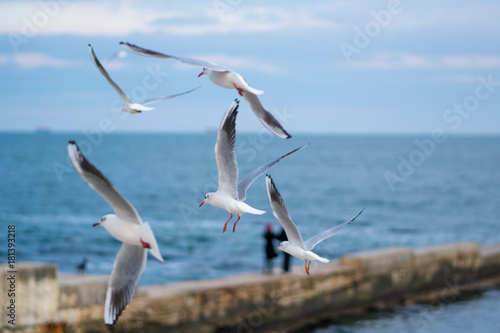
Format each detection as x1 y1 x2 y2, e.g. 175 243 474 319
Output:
199 99 307 233
120 42 291 139
68 140 163 326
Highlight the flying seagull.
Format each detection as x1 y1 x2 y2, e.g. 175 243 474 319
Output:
120 42 291 138
68 140 164 325
89 44 199 114
199 99 307 233
265 174 363 275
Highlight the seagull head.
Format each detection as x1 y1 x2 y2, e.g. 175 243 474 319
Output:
93 214 115 227
275 241 290 252
198 68 209 77
199 192 214 207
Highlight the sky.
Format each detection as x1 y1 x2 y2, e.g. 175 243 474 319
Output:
1 0 499 135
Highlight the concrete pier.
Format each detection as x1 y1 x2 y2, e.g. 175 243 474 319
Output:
2 242 500 333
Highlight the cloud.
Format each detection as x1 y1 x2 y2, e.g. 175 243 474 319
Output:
0 52 81 69
0 55 8 65
0 1 341 37
347 53 500 70
0 1 176 37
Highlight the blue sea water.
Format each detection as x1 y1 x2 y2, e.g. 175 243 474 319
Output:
1 132 499 331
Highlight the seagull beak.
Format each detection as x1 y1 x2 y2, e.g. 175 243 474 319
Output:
198 71 204 77
275 248 280 252
92 222 100 227
199 201 205 207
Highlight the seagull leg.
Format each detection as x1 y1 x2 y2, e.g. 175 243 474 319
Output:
233 84 244 96
140 238 151 249
232 215 241 232
223 213 233 233
307 261 312 274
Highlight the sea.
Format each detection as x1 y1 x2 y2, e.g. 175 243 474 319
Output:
1 132 499 332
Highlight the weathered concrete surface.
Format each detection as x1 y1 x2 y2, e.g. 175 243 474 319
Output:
2 242 500 333
0 262 58 329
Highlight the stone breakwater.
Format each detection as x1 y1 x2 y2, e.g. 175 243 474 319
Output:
2 242 500 333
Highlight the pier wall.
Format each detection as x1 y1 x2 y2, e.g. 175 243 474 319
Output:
2 242 500 333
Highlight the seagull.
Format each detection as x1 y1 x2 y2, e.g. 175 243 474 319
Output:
199 99 307 233
88 44 199 114
67 141 164 326
265 175 364 275
120 42 291 139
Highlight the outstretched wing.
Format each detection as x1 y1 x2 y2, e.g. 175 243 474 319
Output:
140 86 201 105
265 175 305 247
215 100 240 198
88 44 131 104
67 141 141 224
104 243 147 326
238 144 308 201
120 42 231 72
303 209 364 251
242 90 291 139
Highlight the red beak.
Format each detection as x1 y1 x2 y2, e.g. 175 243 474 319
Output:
275 248 279 252
199 201 205 207
198 71 204 77
92 222 100 227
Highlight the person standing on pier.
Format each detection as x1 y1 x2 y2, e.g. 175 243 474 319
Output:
263 223 278 274
278 228 291 273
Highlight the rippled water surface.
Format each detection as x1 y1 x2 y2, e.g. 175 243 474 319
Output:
1 132 499 331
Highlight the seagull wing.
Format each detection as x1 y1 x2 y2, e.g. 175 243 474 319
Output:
215 100 240 198
88 44 132 105
238 144 308 201
67 141 141 224
303 209 364 251
120 42 230 72
140 86 201 105
242 90 291 139
104 243 147 326
265 175 305 247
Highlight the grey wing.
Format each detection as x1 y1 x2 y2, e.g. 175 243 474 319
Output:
303 209 364 251
140 86 201 105
238 144 308 201
120 42 230 72
215 100 240 198
88 44 131 104
104 243 147 326
265 175 305 247
67 141 141 224
242 90 291 139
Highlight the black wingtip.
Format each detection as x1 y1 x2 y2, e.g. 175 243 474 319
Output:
266 174 276 189
88 43 91 47
68 140 75 144
119 41 125 45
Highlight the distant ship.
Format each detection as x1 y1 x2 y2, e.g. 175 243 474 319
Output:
34 126 52 134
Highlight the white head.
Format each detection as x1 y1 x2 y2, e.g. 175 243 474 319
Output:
275 241 290 252
199 192 215 207
198 68 209 77
92 214 118 230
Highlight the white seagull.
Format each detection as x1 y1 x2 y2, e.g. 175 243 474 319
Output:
88 44 199 114
67 141 164 326
120 42 291 139
265 175 364 275
199 99 307 233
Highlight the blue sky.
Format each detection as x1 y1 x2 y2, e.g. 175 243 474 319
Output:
1 0 499 134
